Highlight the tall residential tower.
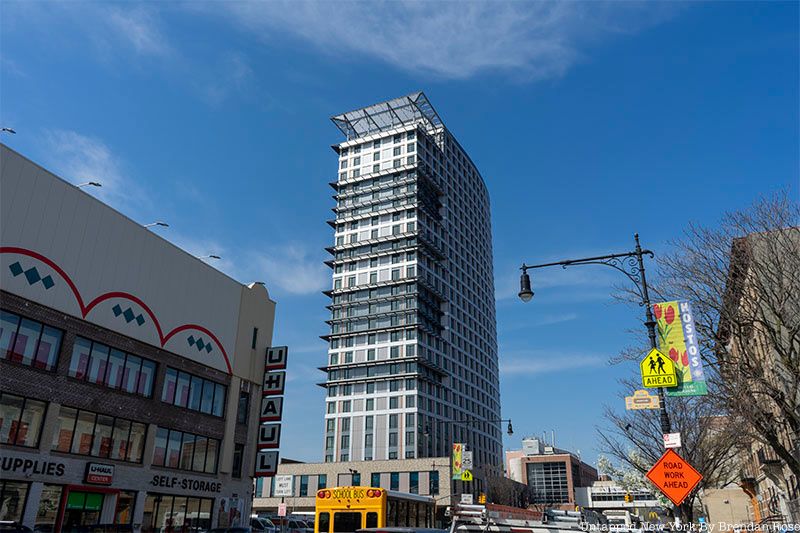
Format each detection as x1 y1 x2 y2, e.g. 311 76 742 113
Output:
321 92 501 469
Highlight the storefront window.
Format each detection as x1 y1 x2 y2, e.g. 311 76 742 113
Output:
153 427 219 474
0 481 29 522
111 418 131 461
180 433 196 470
204 438 218 474
36 484 63 529
153 427 168 465
53 406 78 452
91 414 114 458
64 491 103 528
51 406 146 462
0 393 47 447
115 491 136 524
128 421 146 462
193 437 209 473
142 493 213 533
72 410 97 454
166 430 182 468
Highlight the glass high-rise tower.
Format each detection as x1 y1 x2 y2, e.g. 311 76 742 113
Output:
321 92 501 469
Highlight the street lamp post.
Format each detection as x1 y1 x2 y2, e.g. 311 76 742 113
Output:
518 233 671 435
424 418 513 506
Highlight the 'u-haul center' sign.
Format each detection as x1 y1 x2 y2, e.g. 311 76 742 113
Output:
255 346 287 477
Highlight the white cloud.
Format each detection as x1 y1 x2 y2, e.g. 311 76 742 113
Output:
43 129 151 215
41 130 325 296
500 353 606 376
203 1 680 80
530 312 579 326
247 245 329 295
105 7 172 57
165 232 328 296
200 52 255 105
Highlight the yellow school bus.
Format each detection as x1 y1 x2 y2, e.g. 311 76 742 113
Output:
315 486 435 533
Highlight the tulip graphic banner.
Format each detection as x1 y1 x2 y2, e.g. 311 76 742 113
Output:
653 300 708 397
452 443 464 480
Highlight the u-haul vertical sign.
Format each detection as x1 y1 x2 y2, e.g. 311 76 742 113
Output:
255 346 288 477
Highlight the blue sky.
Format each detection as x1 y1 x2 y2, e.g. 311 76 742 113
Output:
1 1 797 468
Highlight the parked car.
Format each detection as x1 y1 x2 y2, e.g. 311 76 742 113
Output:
251 517 278 533
0 523 34 533
209 528 252 533
268 518 312 533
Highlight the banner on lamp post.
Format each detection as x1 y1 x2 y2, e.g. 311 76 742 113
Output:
653 300 708 397
452 443 464 480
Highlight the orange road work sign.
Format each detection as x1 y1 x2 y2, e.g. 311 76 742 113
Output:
646 449 703 506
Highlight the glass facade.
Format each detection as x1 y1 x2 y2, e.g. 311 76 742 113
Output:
324 95 501 466
526 461 570 504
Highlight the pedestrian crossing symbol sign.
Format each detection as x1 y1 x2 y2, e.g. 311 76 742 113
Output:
640 349 678 388
461 470 473 482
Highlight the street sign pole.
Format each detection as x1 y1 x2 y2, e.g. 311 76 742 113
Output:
636 238 672 435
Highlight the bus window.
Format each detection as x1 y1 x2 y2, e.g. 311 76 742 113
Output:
366 512 378 528
318 512 330 533
398 501 408 526
387 500 397 527
333 511 362 533
409 501 418 527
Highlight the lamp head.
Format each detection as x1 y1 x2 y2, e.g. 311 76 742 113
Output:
518 269 534 303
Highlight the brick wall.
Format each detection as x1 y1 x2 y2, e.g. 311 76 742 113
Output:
1 290 247 442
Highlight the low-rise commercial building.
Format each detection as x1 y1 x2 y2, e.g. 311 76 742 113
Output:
505 437 598 511
0 144 276 530
574 479 661 520
252 457 451 520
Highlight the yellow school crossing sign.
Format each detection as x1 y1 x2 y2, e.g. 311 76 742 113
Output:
640 348 678 388
461 470 473 481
